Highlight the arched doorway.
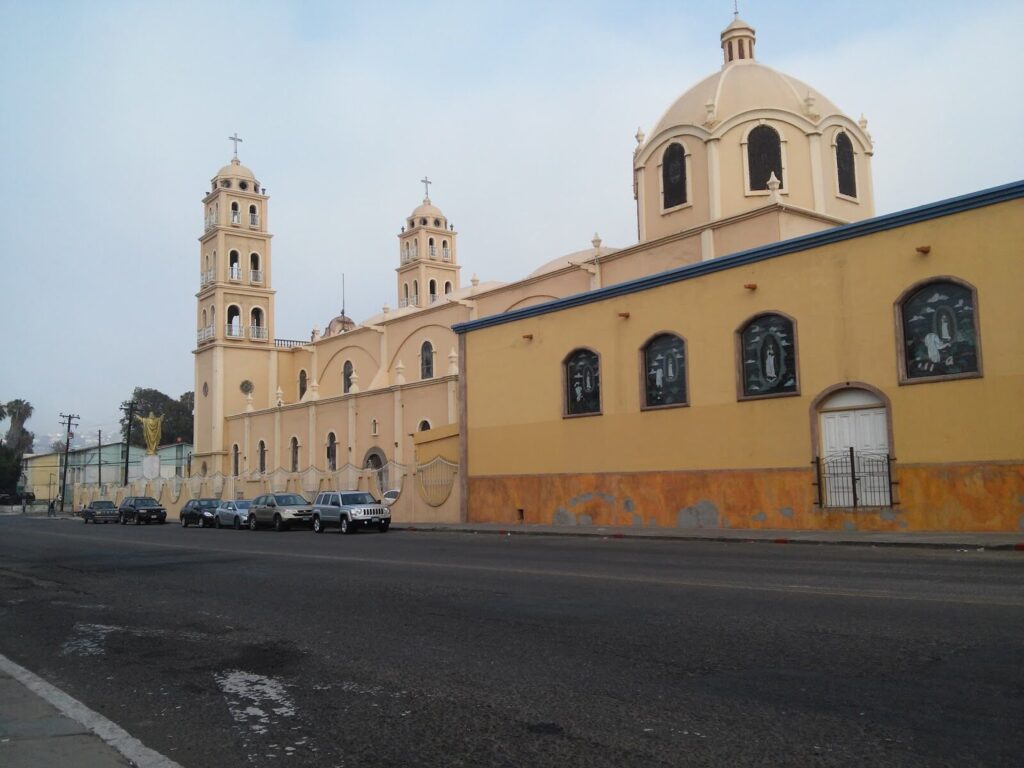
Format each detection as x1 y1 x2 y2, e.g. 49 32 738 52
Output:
813 385 892 507
362 447 389 495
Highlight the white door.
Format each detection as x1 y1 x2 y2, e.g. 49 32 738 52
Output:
819 391 891 506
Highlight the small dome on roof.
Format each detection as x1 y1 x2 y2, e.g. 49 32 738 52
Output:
216 156 256 181
326 312 356 336
527 244 619 279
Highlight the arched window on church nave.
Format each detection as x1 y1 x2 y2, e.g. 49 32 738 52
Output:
257 440 267 473
226 305 242 338
442 240 450 261
834 131 857 198
661 142 688 209
250 252 262 282
897 278 980 384
326 432 337 471
250 307 265 340
746 125 784 192
232 444 240 476
420 341 434 379
564 348 601 416
418 419 431 432
229 250 241 280
444 281 452 295
290 437 300 472
428 238 436 259
230 201 240 225
343 360 353 394
298 370 308 400
737 312 799 400
642 333 688 409
429 279 437 304
249 204 259 227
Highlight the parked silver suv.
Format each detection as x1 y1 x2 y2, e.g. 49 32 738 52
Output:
311 490 390 534
248 493 313 532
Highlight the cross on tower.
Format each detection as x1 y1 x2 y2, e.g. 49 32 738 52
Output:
228 133 243 157
421 176 432 201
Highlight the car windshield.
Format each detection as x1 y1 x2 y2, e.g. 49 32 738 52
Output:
92 501 115 509
199 499 219 508
342 492 378 505
273 494 308 506
136 497 158 505
235 501 252 509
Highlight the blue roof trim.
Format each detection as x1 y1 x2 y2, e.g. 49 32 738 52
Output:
454 179 1024 335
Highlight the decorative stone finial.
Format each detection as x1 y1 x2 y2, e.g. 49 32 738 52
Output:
349 370 360 394
394 360 406 386
767 172 781 203
634 127 645 146
470 274 480 290
592 233 602 250
311 326 321 341
245 393 254 412
704 98 717 127
382 303 390 317
448 348 459 376
804 91 819 120
275 386 284 408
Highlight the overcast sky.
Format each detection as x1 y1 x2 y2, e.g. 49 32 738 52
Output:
1 0 1022 451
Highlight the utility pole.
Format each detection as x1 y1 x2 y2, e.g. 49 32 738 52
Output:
121 400 136 486
97 429 102 487
58 413 80 513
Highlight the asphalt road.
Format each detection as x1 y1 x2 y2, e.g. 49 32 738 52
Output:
0 516 1021 767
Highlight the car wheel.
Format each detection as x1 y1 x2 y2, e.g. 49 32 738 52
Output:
313 516 322 534
119 514 126 525
134 516 140 525
340 517 350 535
233 516 240 530
83 517 88 524
215 516 222 529
273 514 285 532
180 516 188 527
249 514 258 531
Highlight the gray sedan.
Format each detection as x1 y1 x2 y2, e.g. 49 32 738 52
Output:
214 499 252 529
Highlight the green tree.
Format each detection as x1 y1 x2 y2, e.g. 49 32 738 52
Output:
3 399 34 455
119 388 194 448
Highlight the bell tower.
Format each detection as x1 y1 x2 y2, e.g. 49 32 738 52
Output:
396 178 461 308
193 138 276 474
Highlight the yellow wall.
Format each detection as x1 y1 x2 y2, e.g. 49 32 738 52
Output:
462 198 1024 531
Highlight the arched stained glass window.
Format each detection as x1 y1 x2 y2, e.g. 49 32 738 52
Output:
899 279 979 381
298 370 307 399
835 131 857 198
564 349 601 416
748 125 783 191
739 313 799 398
662 143 687 208
421 341 434 379
643 334 687 408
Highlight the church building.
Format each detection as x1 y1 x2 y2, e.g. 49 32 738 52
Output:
192 16 1023 531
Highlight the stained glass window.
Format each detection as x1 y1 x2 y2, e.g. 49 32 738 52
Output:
643 334 687 408
421 341 434 379
343 360 353 394
740 313 798 398
662 143 687 208
901 281 978 380
748 125 783 191
298 370 307 399
836 132 856 198
565 349 601 416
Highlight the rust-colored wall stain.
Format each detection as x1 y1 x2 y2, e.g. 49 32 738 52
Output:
469 463 1024 532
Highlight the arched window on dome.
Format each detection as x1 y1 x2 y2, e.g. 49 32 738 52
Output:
421 341 434 380
229 250 241 280
746 125 784 192
661 142 688 209
343 360 353 394
834 131 857 199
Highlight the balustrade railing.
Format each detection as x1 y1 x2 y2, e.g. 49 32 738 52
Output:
250 325 268 340
229 265 241 280
250 213 259 226
230 211 240 225
274 338 306 348
225 324 244 338
250 269 263 283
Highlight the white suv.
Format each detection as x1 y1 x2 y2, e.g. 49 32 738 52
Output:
311 491 390 535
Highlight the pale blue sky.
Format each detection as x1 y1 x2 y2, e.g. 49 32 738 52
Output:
1 0 1022 449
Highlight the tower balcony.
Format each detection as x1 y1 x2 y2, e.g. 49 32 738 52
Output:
196 325 214 344
399 296 420 308
250 212 260 227
225 324 244 339
229 265 242 281
250 325 268 341
250 269 263 283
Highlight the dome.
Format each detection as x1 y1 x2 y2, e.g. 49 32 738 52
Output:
527 245 619 279
326 312 356 336
215 156 256 181
411 199 444 219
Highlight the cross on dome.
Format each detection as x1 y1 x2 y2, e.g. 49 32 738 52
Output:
228 133 243 158
421 176 432 202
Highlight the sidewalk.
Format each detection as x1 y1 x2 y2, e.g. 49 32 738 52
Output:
0 654 181 768
392 521 1024 551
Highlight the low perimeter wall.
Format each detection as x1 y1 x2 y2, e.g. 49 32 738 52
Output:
467 462 1024 532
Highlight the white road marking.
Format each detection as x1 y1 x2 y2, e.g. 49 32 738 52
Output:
0 651 184 768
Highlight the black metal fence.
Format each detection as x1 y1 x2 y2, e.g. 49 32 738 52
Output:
813 448 896 508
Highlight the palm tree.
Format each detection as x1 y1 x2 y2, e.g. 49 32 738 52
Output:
4 400 34 454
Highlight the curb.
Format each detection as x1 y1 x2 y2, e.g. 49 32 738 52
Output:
392 525 1024 552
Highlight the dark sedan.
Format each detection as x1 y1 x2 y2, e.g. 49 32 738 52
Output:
118 496 167 525
82 500 119 524
179 498 221 528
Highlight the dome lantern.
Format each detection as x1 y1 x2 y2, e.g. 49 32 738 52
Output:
720 16 756 66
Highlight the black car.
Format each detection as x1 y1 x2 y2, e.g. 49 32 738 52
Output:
82 500 119 523
118 496 167 525
179 498 220 528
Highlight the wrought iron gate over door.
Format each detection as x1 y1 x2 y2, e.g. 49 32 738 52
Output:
815 448 894 507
